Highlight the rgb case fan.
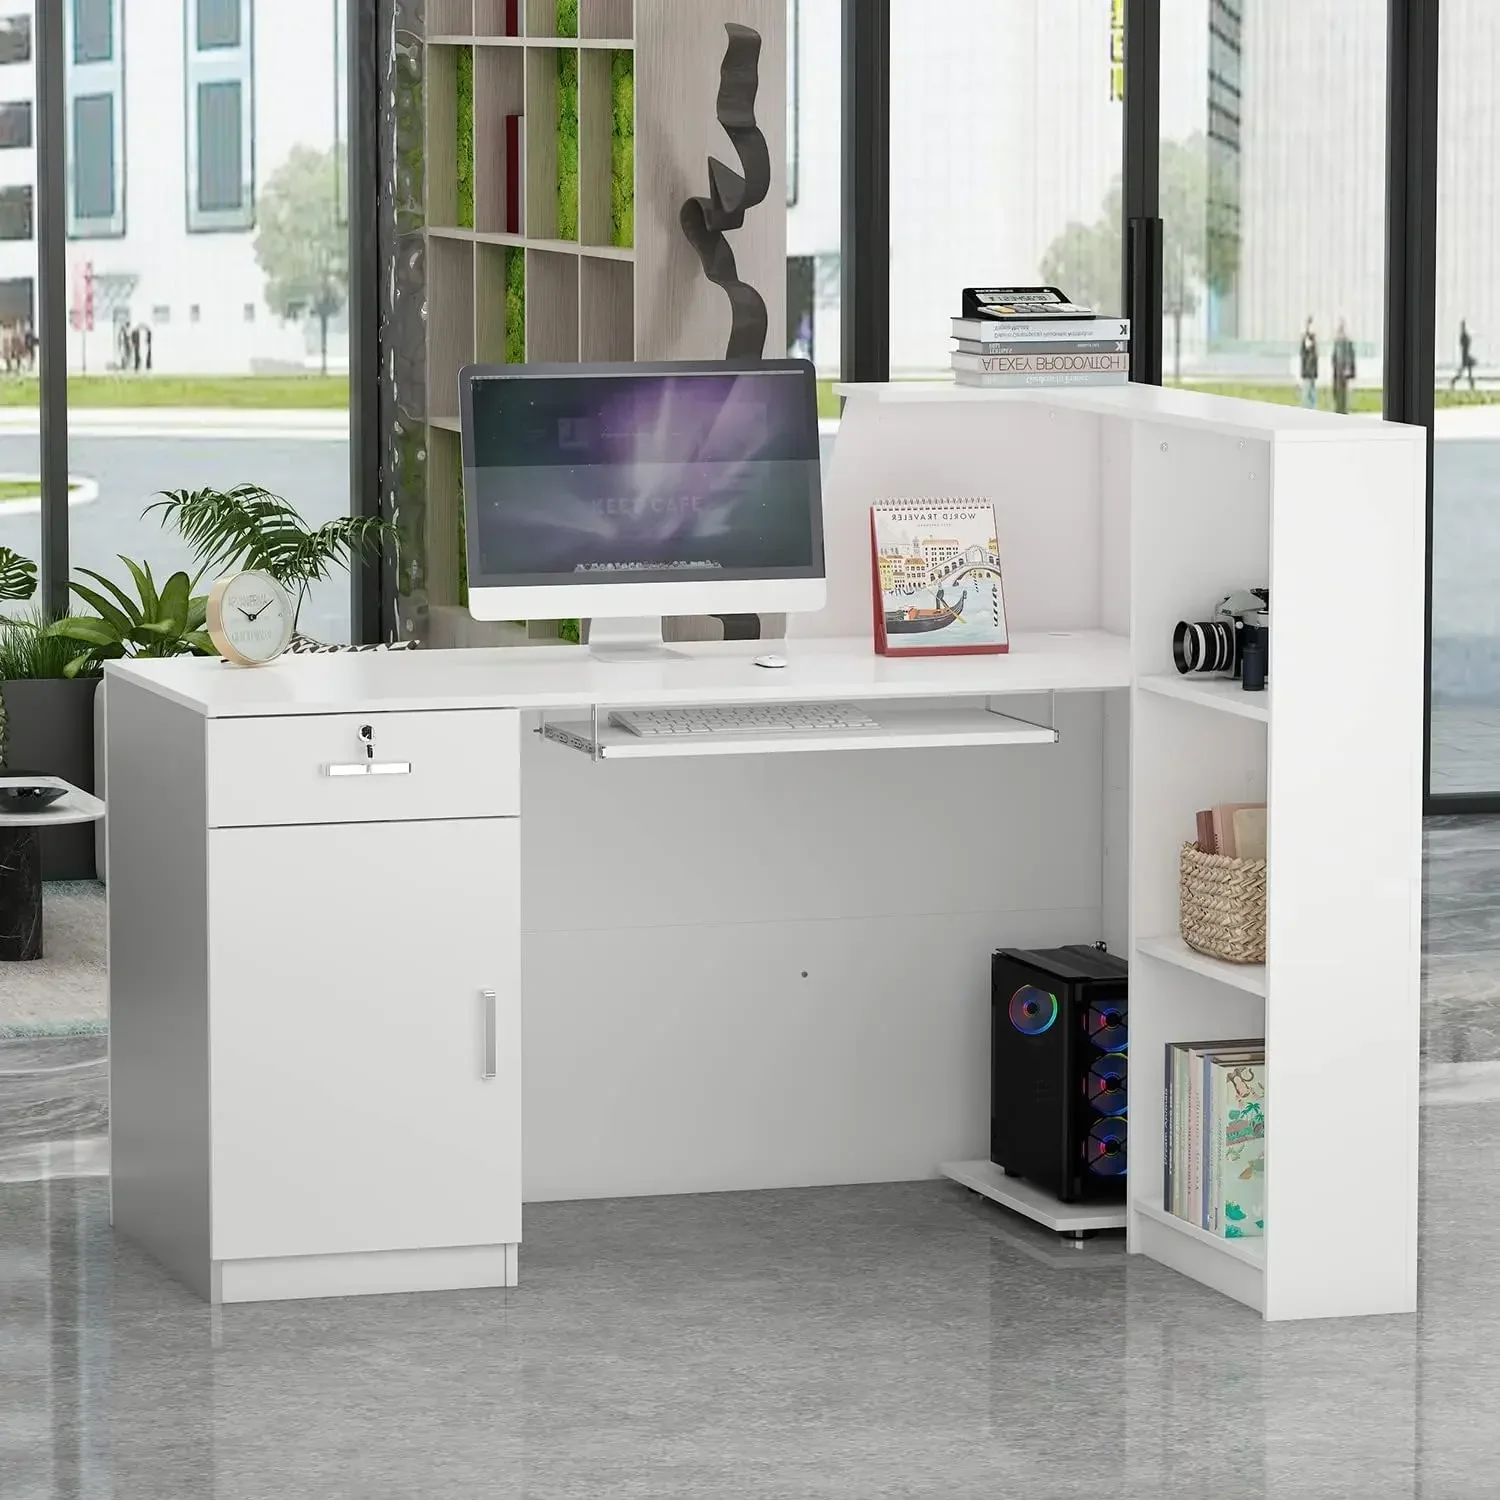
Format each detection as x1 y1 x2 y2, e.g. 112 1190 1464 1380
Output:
990 945 1128 1203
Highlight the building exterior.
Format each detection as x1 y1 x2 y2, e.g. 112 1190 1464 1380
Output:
786 0 1500 380
0 0 346 374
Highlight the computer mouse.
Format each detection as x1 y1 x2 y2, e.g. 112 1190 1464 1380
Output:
754 654 789 669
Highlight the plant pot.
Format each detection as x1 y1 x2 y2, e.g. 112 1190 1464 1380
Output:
0 676 100 880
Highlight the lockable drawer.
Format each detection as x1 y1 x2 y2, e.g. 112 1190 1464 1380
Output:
205 709 520 828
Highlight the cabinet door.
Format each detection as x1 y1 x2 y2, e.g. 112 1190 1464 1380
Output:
208 818 521 1262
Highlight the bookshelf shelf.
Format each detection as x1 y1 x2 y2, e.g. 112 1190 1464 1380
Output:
1135 933 1266 997
1134 1201 1266 1269
412 0 786 645
1137 673 1270 723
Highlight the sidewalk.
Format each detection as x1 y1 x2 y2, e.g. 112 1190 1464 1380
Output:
0 407 350 439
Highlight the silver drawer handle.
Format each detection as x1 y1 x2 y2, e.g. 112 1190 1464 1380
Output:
481 990 497 1081
322 761 413 777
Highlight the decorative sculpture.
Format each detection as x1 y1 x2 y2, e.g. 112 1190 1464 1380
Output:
679 23 771 359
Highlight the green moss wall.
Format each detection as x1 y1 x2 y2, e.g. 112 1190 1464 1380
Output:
556 0 578 37
505 248 525 365
610 51 634 249
455 48 474 229
557 48 579 241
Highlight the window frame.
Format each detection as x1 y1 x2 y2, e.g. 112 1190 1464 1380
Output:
184 0 254 233
63 0 123 238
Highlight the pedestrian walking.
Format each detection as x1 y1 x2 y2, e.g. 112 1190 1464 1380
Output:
1332 320 1356 414
1451 320 1477 390
129 325 141 372
1299 317 1319 408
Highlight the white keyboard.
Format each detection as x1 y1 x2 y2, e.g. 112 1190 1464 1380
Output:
609 703 881 738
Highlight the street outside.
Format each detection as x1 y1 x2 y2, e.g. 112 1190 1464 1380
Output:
0 413 352 645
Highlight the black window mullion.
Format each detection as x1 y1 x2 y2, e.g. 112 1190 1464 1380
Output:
37 0 69 617
1122 0 1163 385
1383 0 1440 808
840 0 888 386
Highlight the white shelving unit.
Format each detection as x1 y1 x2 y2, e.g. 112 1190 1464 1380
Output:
1136 672 1270 723
831 382 1426 1322
1125 396 1426 1321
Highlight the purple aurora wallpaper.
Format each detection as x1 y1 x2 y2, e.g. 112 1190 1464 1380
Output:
465 370 823 587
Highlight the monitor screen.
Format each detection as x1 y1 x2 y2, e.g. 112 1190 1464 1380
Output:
462 364 824 589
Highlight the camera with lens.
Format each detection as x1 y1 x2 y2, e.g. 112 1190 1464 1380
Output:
1172 588 1270 692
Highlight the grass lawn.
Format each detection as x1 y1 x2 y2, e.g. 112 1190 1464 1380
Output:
1166 380 1500 412
0 375 350 409
816 379 839 419
0 479 79 503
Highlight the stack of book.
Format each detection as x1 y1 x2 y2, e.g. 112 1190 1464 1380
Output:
1164 1038 1266 1239
1194 801 1266 860
951 286 1131 390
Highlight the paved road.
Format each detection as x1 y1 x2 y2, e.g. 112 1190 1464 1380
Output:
0 433 353 644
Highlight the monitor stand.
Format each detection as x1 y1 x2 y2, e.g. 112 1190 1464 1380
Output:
586 617 688 663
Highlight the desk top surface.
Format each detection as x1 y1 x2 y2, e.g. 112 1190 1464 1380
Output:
107 632 1132 718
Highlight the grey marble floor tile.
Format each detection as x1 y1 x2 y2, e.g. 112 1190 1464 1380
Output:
2 1170 1499 1499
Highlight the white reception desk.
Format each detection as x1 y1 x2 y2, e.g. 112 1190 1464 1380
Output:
106 383 1426 1321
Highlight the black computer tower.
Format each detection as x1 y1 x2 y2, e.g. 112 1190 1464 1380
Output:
990 945 1128 1203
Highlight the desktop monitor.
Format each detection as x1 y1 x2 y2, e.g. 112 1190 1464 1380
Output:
459 359 826 658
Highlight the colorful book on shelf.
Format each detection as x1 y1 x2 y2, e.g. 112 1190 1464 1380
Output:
870 499 1008 657
1164 1038 1263 1223
1210 1058 1266 1236
952 316 1130 344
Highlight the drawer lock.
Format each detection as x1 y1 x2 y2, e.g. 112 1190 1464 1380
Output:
322 722 412 777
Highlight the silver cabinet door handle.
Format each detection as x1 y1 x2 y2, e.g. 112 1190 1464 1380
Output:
481 989 497 1081
322 761 413 777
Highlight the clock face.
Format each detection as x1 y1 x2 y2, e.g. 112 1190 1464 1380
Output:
210 572 294 665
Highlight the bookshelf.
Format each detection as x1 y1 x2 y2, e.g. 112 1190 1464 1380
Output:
831 380 1426 1322
1126 406 1425 1321
409 0 788 647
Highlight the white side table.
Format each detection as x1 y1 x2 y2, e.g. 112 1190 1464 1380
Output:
0 777 106 961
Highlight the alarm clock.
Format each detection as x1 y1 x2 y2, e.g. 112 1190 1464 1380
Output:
206 571 296 666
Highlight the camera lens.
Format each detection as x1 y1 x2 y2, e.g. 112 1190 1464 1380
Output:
1173 619 1234 675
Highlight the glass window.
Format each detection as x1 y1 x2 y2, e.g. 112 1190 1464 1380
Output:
0 185 33 241
0 15 31 66
0 29 36 628
784 0 839 419
1160 0 1386 409
196 0 240 50
72 95 115 220
64 0 352 649
186 1 254 232
0 99 30 149
72 0 113 65
196 80 244 213
889 0 1124 377
65 0 125 238
1430 0 1500 794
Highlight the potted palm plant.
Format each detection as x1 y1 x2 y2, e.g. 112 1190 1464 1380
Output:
0 547 104 878
148 484 397 642
2 546 216 879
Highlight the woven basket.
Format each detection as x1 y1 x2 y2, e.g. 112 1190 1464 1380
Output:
1179 842 1266 964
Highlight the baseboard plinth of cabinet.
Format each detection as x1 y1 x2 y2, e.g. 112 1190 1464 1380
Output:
211 1242 520 1304
941 1161 1126 1233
